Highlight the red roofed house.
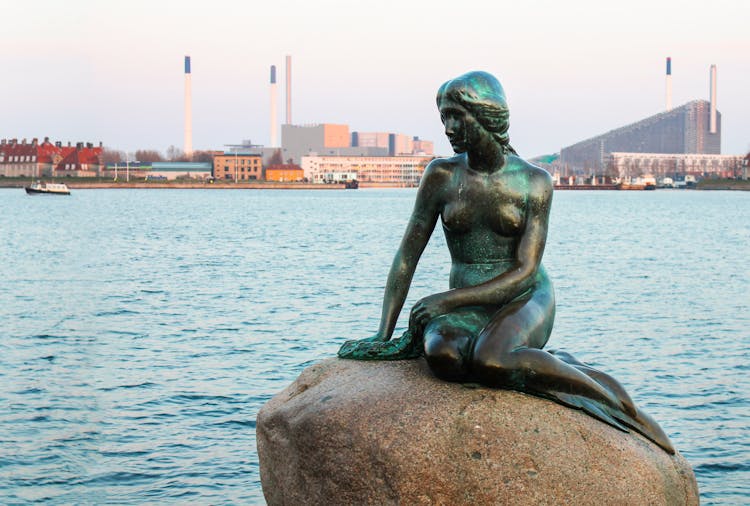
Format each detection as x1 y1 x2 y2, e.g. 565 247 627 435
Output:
0 137 102 178
55 143 103 177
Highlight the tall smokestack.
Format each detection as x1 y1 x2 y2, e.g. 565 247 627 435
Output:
665 57 672 111
184 55 193 157
285 55 292 125
710 64 717 134
270 65 278 147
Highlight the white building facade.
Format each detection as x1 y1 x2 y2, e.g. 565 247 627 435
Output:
607 152 745 180
301 155 435 185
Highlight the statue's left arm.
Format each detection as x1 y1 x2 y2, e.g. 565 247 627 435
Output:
410 168 553 329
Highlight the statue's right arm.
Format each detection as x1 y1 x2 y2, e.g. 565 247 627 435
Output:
374 162 445 341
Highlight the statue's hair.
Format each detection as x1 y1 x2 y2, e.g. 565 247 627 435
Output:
437 71 517 156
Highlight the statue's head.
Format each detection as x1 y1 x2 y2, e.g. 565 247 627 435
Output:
437 71 516 155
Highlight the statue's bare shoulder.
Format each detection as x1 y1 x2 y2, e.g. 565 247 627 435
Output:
505 155 553 209
424 154 463 178
417 155 463 202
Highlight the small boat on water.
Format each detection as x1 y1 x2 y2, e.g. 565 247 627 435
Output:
25 181 71 195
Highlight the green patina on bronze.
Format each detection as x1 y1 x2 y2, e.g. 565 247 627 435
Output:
338 71 675 454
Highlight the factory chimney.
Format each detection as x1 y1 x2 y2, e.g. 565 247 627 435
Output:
184 55 193 157
270 65 278 147
665 57 672 111
285 55 292 125
709 64 717 134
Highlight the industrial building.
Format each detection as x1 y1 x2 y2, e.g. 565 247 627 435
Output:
351 132 434 156
560 100 721 173
277 124 384 165
276 124 435 167
559 62 724 176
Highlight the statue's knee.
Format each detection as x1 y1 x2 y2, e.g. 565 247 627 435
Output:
472 350 517 386
424 338 469 382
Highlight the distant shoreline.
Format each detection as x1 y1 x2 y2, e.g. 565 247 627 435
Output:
0 179 418 190
2 178 747 191
695 179 750 191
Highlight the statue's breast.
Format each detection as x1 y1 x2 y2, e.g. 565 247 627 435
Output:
442 196 524 237
441 200 473 233
495 202 524 236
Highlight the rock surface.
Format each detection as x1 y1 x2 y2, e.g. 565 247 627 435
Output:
257 358 698 505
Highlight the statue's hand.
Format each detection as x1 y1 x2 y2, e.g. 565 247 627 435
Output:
410 293 452 331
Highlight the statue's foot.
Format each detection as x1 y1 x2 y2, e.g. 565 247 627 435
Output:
629 407 675 454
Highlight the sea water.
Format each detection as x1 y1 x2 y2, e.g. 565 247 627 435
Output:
0 188 748 504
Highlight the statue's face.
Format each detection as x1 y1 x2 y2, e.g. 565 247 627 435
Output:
438 98 483 154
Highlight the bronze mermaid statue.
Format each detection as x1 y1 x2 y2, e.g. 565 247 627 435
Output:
338 71 674 454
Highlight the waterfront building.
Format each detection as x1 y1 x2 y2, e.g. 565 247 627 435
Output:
606 152 745 181
315 171 358 184
265 164 304 182
0 137 102 177
100 161 212 180
56 144 104 177
213 152 263 181
560 100 721 173
102 161 151 180
301 155 434 185
149 162 212 180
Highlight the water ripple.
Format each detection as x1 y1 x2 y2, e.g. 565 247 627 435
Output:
0 188 748 504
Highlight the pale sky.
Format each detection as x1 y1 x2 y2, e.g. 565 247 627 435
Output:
2 0 748 157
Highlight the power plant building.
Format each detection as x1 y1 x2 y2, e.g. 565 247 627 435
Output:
352 132 435 156
280 124 388 164
560 100 721 173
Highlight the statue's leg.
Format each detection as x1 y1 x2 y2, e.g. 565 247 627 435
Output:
549 353 674 453
471 285 629 413
422 308 493 382
549 351 637 417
